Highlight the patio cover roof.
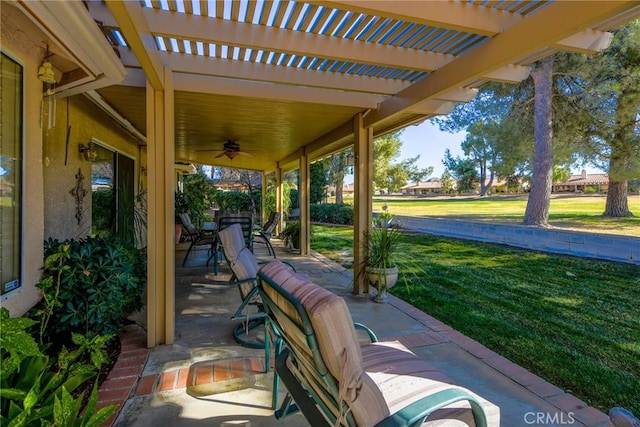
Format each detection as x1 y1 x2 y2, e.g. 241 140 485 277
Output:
20 1 640 172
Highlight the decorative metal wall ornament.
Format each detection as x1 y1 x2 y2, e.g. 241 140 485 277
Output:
70 168 87 225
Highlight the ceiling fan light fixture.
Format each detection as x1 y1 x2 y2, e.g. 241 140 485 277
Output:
225 151 240 159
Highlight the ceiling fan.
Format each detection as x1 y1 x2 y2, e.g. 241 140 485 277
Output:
197 140 255 160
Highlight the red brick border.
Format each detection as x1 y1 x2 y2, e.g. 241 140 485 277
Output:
97 323 149 426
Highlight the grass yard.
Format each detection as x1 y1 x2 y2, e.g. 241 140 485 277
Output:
360 194 640 237
311 224 640 414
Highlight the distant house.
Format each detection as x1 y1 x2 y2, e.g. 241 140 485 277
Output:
482 178 510 194
553 170 609 193
343 183 355 197
400 178 445 195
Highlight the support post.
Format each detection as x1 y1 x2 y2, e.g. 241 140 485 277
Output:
353 113 373 295
275 166 283 235
261 172 268 224
145 68 175 347
299 149 310 255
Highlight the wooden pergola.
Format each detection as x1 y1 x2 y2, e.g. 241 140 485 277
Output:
17 0 640 346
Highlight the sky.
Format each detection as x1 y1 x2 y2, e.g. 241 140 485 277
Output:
397 120 466 178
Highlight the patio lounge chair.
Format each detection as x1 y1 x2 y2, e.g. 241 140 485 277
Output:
179 213 217 266
257 260 500 427
217 223 295 352
254 211 280 257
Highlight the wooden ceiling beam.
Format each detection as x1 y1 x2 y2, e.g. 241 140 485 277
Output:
117 48 410 95
107 0 165 90
143 7 453 72
310 0 523 36
365 1 636 129
172 73 384 108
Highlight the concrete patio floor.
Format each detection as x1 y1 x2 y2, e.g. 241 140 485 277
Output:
104 239 614 427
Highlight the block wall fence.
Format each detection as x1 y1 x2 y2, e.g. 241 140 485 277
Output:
395 215 640 266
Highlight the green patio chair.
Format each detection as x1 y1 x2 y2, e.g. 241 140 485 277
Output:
257 260 500 427
217 224 295 356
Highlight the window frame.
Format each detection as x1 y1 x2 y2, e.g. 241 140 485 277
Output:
89 138 137 237
1 50 25 301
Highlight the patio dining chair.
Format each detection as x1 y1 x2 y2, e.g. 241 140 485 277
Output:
179 213 217 266
254 211 280 258
217 212 254 251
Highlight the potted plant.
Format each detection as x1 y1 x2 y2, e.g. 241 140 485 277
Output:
175 191 189 244
361 211 402 303
281 220 301 250
280 220 315 252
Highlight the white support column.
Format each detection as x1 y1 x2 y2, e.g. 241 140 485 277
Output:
261 172 268 224
275 166 283 235
145 68 175 347
299 149 310 255
353 113 373 295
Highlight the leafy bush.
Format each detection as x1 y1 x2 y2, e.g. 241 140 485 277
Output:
32 236 146 343
310 203 354 225
215 190 253 212
264 181 293 219
0 308 116 426
289 189 299 209
180 173 217 228
281 221 315 249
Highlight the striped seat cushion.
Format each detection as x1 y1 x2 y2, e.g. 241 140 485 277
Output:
361 341 500 426
218 223 247 264
258 260 500 427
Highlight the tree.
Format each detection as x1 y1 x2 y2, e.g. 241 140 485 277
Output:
565 21 640 217
442 149 478 193
310 159 330 204
433 84 534 183
440 170 456 194
552 166 571 186
524 56 554 226
209 166 262 215
460 121 499 196
373 131 433 193
327 150 350 204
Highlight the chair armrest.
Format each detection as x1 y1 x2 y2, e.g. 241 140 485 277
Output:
374 388 488 427
354 323 379 342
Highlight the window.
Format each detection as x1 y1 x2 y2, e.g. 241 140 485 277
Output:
1 52 23 298
91 142 134 238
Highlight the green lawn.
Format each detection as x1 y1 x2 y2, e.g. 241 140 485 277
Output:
360 194 640 237
311 224 640 414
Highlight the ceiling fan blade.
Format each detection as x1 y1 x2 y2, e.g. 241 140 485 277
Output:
237 152 254 157
214 152 228 158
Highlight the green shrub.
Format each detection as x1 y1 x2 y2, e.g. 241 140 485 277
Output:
310 203 354 225
264 181 293 219
289 189 299 209
33 236 146 343
0 308 116 426
181 173 217 228
215 190 253 212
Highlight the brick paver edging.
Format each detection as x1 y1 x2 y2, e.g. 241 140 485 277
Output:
97 323 149 426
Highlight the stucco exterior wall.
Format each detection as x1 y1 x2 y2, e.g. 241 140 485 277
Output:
1 4 46 316
43 95 143 240
1 3 145 316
